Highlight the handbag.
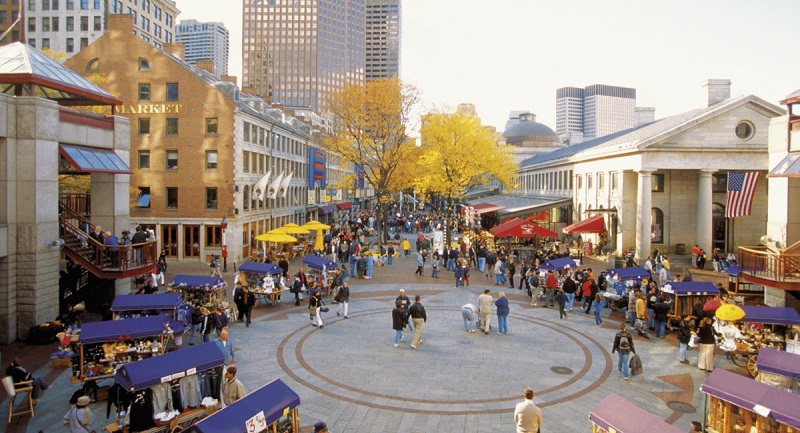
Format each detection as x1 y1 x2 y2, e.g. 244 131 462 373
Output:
320 306 330 313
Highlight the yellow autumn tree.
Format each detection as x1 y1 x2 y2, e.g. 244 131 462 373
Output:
416 110 517 240
323 77 420 243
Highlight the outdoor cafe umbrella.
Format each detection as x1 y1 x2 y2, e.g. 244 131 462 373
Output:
278 223 310 235
302 220 331 230
255 230 298 243
715 304 746 322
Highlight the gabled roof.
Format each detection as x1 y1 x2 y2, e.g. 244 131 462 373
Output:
520 95 784 169
0 42 120 106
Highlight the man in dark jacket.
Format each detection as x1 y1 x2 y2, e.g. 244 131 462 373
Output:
562 275 578 312
652 294 671 338
392 300 407 348
234 286 256 327
395 289 413 331
188 303 203 345
6 357 49 399
407 295 427 349
611 323 636 380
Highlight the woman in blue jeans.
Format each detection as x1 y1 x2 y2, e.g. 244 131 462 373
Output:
495 291 509 334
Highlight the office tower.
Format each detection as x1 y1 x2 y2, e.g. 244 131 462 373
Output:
365 0 400 80
556 84 636 142
25 0 178 57
0 0 21 46
176 19 230 76
242 0 366 114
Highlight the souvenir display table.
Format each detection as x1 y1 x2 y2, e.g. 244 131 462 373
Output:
237 261 285 307
601 267 649 310
728 306 800 377
302 255 339 297
169 275 228 312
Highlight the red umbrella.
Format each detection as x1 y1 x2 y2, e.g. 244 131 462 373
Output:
703 298 722 312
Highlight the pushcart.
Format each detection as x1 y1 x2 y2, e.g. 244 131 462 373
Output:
728 305 800 377
601 267 649 311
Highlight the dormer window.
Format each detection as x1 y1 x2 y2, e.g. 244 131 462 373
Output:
138 57 150 71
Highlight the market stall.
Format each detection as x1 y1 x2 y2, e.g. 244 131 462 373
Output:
700 368 800 433
725 266 763 301
539 256 577 272
238 261 284 307
111 293 182 320
729 306 800 377
73 316 167 382
302 255 339 296
169 275 228 312
659 281 719 320
112 342 225 432
185 378 300 433
756 347 800 394
588 393 684 433
601 267 650 311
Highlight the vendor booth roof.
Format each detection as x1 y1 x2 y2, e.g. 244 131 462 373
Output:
302 255 338 270
589 393 684 433
757 347 800 379
701 368 800 429
741 305 800 325
726 265 741 276
605 267 649 280
562 214 605 235
114 342 224 391
111 293 182 312
238 261 283 275
187 378 300 433
539 256 577 271
170 275 227 288
663 281 719 296
489 218 557 238
80 316 165 344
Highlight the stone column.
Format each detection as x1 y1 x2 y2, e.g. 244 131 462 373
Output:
635 170 653 264
697 170 716 254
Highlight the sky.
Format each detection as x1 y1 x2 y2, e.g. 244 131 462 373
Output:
174 0 800 131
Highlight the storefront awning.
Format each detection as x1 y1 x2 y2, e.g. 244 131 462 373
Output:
562 214 605 235
467 195 571 220
472 202 506 214
59 144 132 174
336 202 352 210
768 153 800 178
489 218 557 238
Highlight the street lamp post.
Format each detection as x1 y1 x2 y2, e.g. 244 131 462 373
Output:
221 217 228 272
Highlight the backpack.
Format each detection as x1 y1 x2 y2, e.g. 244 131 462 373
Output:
529 274 540 287
618 332 631 353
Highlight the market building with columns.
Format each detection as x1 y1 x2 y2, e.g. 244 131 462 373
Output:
515 80 784 263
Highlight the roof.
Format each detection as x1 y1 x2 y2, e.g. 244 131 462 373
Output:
170 275 227 289
302 255 338 270
111 293 182 312
661 281 719 296
114 342 225 391
701 368 800 429
562 214 605 234
605 267 650 281
238 261 283 275
0 42 120 106
757 347 800 379
540 256 577 271
79 316 165 344
466 194 572 218
503 120 558 139
740 306 800 325
589 393 684 433
520 94 784 169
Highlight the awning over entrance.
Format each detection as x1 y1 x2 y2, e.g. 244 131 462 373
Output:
768 153 800 178
562 214 605 235
467 194 572 219
59 144 132 174
336 202 352 210
490 218 558 238
472 202 506 214
319 205 336 214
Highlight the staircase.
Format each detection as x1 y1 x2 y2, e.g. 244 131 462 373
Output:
59 203 157 279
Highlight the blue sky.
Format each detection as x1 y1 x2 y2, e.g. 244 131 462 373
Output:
176 0 800 131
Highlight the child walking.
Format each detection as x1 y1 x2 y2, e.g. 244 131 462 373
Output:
555 289 568 319
431 260 439 278
593 293 604 325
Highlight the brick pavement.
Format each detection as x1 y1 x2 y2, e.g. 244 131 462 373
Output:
1 235 745 432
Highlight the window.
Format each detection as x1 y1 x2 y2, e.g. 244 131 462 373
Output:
138 150 150 169
166 187 178 209
41 17 49 31
166 150 178 170
205 118 218 135
611 172 619 191
79 37 88 49
652 173 665 193
735 121 755 140
0 11 6 24
51 17 58 31
66 0 73 9
51 0 57 9
586 174 593 189
242 151 249 173
138 118 150 135
651 208 664 244
205 188 218 210
41 0 48 10
85 58 99 73
80 0 86 8
597 173 605 190
138 57 149 71
575 174 582 190
65 38 74 52
92 0 98 8
138 83 150 100
166 83 178 101
93 15 100 31
41 38 49 49
79 15 87 31
710 173 728 193
66 16 73 31
137 186 150 208
205 226 221 247
165 118 178 136
27 16 34 31
205 151 218 170
243 122 250 142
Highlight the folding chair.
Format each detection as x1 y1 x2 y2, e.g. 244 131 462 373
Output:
5 378 35 423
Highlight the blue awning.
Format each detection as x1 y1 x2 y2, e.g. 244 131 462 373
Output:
59 144 132 174
114 342 225 391
238 261 283 275
170 274 227 289
79 316 165 344
302 255 338 270
539 256 577 271
741 306 800 325
604 267 650 280
186 379 300 433
319 205 336 214
662 281 719 296
111 293 182 312
757 347 800 379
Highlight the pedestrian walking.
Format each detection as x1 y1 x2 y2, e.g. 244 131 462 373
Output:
592 293 604 325
495 291 509 334
635 292 651 339
431 259 439 278
200 307 217 343
677 316 693 364
209 254 222 277
477 289 493 335
234 286 255 327
507 259 516 289
513 387 542 433
461 303 478 333
545 270 557 307
387 245 395 265
408 295 427 349
392 300 407 347
611 323 636 380
555 288 568 319
335 281 349 318
414 252 424 276
396 289 413 331
214 329 236 365
697 317 721 372
221 366 246 406
310 290 325 329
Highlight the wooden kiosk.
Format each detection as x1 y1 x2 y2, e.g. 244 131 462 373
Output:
756 347 800 394
659 281 719 320
588 393 683 433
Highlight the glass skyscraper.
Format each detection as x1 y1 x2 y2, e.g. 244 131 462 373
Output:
365 0 400 81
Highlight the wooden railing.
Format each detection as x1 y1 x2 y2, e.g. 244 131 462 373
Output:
737 242 800 283
59 193 91 217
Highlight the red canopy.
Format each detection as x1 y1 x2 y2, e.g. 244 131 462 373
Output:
562 214 605 235
490 218 557 238
472 202 506 214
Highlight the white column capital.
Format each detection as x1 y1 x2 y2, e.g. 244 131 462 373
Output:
698 169 717 177
636 169 656 175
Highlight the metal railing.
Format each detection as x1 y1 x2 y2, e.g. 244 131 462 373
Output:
737 241 800 283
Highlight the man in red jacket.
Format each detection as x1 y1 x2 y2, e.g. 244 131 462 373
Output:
545 270 557 308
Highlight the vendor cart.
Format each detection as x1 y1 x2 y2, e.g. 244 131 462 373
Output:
725 266 764 301
601 267 650 311
756 347 800 394
113 342 225 432
589 393 683 433
111 293 182 321
169 275 228 312
74 316 167 382
659 281 719 321
728 305 800 377
237 261 284 307
185 378 300 433
539 256 577 272
701 368 800 433
302 255 339 296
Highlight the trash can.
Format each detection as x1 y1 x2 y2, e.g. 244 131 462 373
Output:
675 243 686 255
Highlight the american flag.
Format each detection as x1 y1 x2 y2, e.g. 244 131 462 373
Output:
726 172 760 218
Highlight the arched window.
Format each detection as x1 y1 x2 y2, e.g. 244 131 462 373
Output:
577 204 583 222
712 202 725 216
86 58 99 73
138 57 150 71
243 185 250 210
651 207 664 244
